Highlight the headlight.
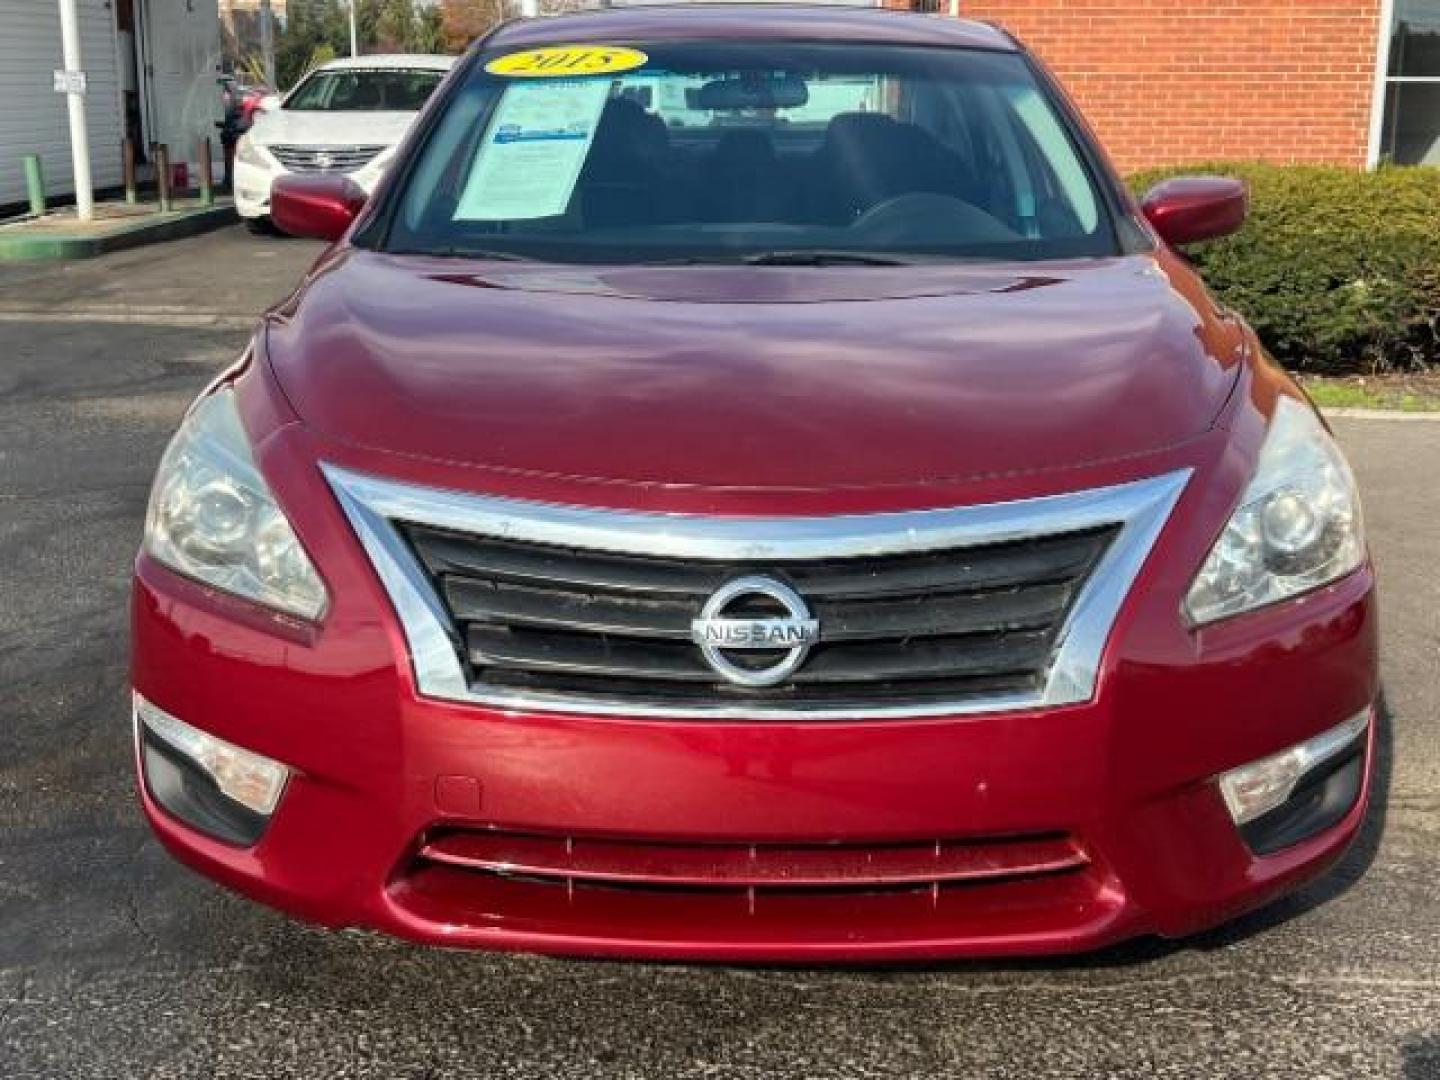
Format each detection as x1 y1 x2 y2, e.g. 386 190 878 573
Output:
1185 396 1364 625
235 134 272 169
360 146 396 175
144 387 327 620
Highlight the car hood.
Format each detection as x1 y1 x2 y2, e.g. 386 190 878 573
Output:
264 250 1243 493
249 108 418 148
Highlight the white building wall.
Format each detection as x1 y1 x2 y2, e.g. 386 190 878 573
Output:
0 0 124 207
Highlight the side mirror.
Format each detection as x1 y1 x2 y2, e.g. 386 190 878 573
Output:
270 174 367 242
1140 176 1248 247
257 93 282 113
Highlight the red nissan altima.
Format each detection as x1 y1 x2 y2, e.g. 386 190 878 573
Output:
132 5 1378 961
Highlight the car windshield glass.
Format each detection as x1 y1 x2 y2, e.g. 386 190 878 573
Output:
384 41 1115 264
286 69 444 112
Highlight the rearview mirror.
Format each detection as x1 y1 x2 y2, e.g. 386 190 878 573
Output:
258 93 282 114
691 74 808 111
1140 176 1248 246
270 174 367 242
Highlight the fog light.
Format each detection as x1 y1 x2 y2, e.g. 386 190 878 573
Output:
135 693 288 845
1218 709 1370 827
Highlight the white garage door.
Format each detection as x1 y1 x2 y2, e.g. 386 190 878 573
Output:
0 0 123 207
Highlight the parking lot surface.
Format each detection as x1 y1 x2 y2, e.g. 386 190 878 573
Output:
1 228 1437 1079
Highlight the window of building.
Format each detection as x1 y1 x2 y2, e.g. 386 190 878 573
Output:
1379 0 1440 163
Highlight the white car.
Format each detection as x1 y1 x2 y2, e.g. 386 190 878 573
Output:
234 54 454 228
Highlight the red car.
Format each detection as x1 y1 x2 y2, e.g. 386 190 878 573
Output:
133 6 1377 961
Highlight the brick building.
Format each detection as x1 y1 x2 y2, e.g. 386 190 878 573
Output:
901 0 1439 173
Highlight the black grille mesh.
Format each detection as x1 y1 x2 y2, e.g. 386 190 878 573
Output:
400 523 1118 710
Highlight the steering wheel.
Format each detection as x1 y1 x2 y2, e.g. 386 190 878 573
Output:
850 192 1017 244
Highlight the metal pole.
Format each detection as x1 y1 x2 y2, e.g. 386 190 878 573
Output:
122 137 137 204
23 155 47 217
198 137 214 206
155 143 172 213
56 0 94 220
259 0 275 87
349 0 359 57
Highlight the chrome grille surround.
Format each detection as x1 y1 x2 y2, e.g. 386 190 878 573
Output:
324 465 1190 719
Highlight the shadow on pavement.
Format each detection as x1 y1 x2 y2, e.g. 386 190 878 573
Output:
1405 1032 1440 1080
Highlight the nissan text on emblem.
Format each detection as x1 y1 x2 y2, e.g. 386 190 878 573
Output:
691 576 820 688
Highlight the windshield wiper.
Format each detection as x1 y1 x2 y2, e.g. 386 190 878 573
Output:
393 246 535 262
644 250 912 268
741 250 911 267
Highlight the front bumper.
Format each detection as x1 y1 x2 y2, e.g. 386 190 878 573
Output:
233 157 384 220
132 553 1377 962
131 357 1380 961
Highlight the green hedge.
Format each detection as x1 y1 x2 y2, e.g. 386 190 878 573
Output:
1127 164 1440 375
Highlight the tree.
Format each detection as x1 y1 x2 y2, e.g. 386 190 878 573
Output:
276 0 456 89
413 5 446 53
276 0 350 88
439 0 507 53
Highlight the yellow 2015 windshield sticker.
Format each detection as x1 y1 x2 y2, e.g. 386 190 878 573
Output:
485 45 648 78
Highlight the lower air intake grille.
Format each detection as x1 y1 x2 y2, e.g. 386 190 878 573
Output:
416 827 1090 893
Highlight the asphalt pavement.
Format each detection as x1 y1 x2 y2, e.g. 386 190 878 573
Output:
0 227 1436 1079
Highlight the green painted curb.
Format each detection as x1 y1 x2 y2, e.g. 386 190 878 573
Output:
0 203 238 261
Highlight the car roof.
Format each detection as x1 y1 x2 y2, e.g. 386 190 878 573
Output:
487 4 1016 52
316 54 457 72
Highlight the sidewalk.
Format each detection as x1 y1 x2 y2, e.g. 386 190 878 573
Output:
0 197 237 261
0 223 320 321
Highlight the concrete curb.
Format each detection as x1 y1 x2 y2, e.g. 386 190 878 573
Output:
0 203 238 261
1322 407 1440 422
0 306 255 330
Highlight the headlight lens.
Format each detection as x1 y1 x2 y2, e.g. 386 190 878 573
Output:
359 146 395 175
235 134 271 169
1185 396 1364 625
144 387 327 620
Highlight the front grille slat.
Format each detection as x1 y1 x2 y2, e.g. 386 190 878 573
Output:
816 582 1070 640
413 531 724 596
466 626 1054 687
788 531 1112 600
405 521 1119 711
447 577 1070 644
793 633 1054 684
446 578 694 639
468 625 714 682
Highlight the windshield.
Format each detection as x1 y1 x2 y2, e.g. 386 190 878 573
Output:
286 68 444 112
383 42 1116 264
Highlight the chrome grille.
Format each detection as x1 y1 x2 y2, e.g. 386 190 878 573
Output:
323 466 1191 719
268 143 385 173
404 524 1117 708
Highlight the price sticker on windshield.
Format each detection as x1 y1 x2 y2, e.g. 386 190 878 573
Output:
485 45 648 78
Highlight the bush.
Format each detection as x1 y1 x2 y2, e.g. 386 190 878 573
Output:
1127 164 1440 375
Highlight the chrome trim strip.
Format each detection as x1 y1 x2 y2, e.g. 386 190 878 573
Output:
323 464 1191 720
